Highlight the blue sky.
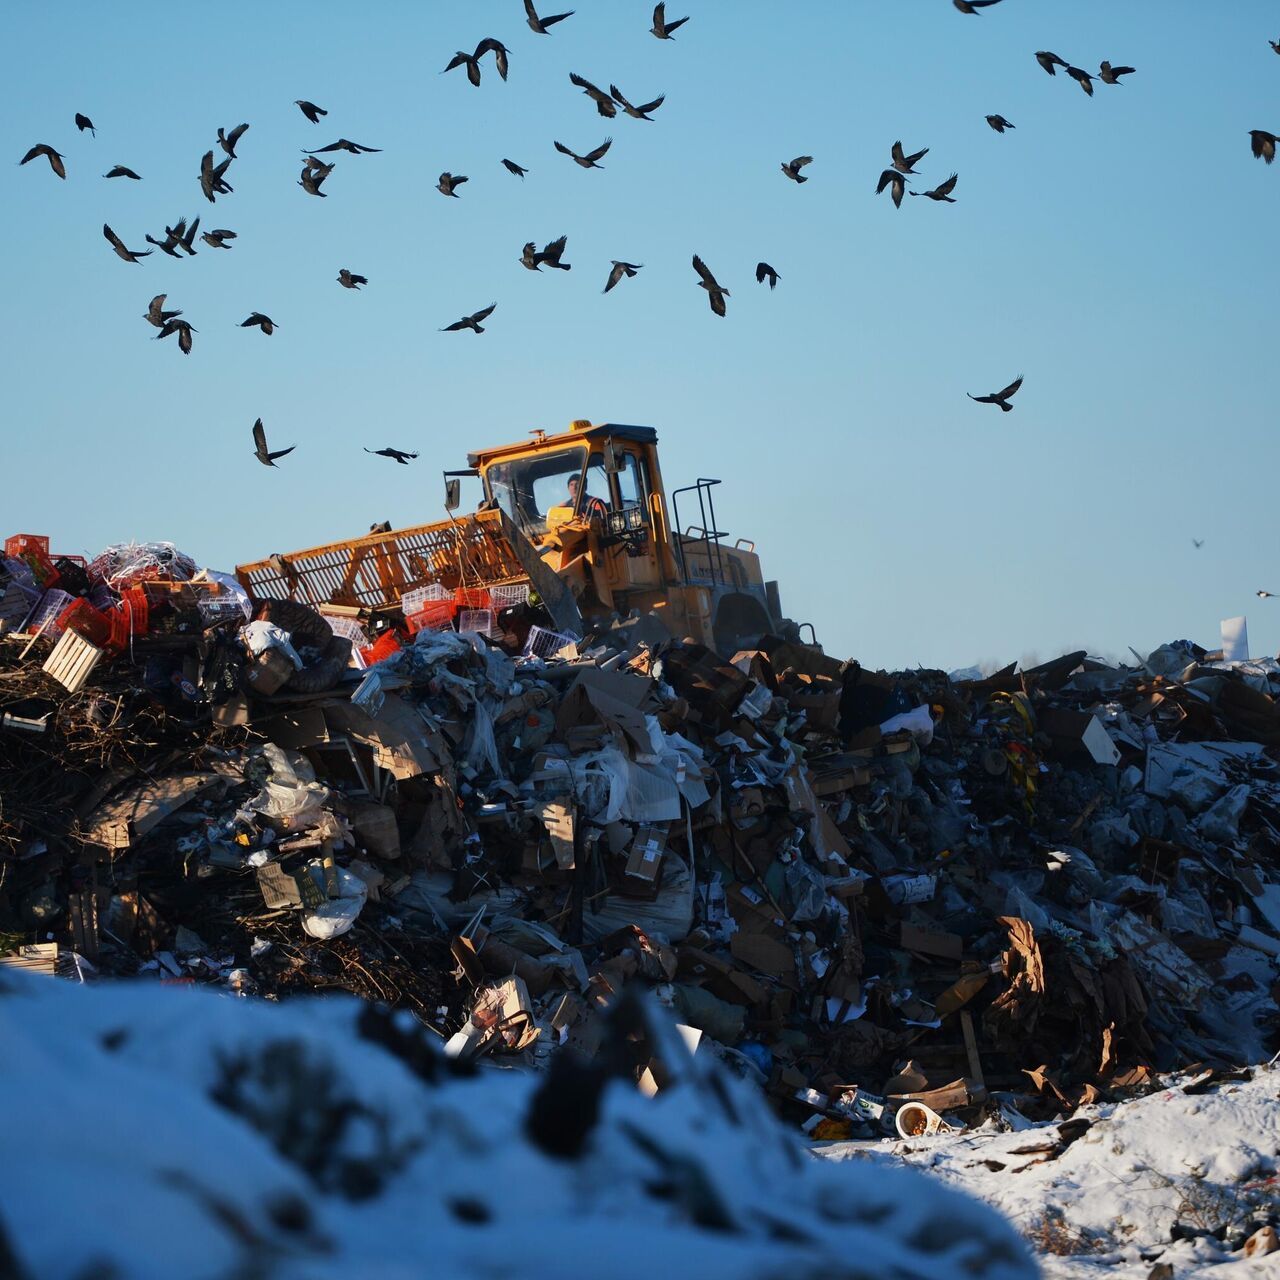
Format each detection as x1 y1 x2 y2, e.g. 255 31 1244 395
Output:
4 0 1278 670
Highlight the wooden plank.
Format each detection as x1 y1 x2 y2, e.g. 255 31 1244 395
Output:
69 887 99 962
960 1010 985 1090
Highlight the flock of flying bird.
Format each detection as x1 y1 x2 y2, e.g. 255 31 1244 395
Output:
15 4 1280 463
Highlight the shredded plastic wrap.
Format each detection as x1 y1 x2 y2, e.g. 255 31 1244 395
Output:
89 541 197 588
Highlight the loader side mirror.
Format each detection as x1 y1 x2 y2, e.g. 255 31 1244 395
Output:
444 478 461 512
603 440 623 475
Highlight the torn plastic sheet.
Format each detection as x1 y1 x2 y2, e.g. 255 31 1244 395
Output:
1144 640 1199 677
1144 742 1267 806
560 747 682 824
1002 884 1051 934
584 853 695 943
1208 656 1280 693
716 731 795 786
1193 783 1250 844
397 871 525 931
1161 888 1216 937
647 720 712 809
489 916 590 990
785 857 828 922
457 633 515 694
879 703 935 747
410 629 473 665
1090 904 1212 1009
247 745 330 833
1252 881 1280 935
826 991 870 1024
464 698 503 779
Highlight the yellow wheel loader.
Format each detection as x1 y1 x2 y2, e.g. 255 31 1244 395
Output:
236 420 809 656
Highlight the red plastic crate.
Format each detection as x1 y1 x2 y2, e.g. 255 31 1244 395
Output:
359 629 403 666
405 600 456 635
6 535 59 589
108 587 149 650
6 534 49 560
453 586 491 611
58 599 116 650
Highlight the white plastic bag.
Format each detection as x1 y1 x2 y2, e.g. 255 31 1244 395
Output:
241 620 304 669
302 867 368 939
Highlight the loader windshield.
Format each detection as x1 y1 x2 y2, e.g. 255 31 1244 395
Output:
486 446 587 538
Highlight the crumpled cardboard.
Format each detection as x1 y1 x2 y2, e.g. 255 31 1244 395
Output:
535 797 577 869
445 975 539 1060
82 773 224 851
983 917 1046 1048
350 803 401 859
554 667 655 754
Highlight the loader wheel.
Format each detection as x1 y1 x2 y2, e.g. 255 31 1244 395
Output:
712 592 776 657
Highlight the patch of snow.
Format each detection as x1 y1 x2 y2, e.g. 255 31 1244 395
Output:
0 971 1034 1280
818 1069 1280 1277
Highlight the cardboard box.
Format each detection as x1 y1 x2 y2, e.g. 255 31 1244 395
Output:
246 648 295 696
676 944 768 1006
725 880 787 937
555 667 654 754
783 682 842 732
624 824 667 884
445 976 539 1060
811 764 872 796
265 695 443 781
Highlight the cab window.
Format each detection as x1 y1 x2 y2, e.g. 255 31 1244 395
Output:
485 446 585 537
615 452 645 509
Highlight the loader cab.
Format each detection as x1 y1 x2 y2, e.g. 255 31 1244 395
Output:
477 424 657 540
476 423 668 564
470 420 787 653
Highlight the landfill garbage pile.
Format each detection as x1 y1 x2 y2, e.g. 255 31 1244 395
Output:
0 971 1037 1280
3 529 1280 1147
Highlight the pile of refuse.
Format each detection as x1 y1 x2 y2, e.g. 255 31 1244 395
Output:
3 529 1280 1142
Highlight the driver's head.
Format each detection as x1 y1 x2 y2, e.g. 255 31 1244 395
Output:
567 475 580 500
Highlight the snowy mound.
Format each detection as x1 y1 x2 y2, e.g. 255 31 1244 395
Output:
0 971 1034 1280
821 1069 1280 1277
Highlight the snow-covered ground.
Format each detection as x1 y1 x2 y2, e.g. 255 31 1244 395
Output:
819 1071 1280 1277
0 970 1033 1280
3 968 1278 1279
